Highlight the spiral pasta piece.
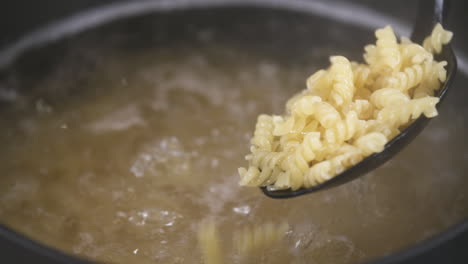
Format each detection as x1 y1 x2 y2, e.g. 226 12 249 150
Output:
306 69 331 99
305 149 363 186
400 41 433 66
302 119 320 133
370 88 410 109
358 120 400 139
282 132 322 190
423 23 453 54
305 160 332 186
384 63 426 91
324 111 363 145
198 220 223 264
251 115 274 152
279 132 302 152
239 24 451 190
376 26 401 69
240 151 288 186
291 96 341 128
273 115 307 136
329 56 355 107
354 132 387 156
376 97 439 127
273 171 292 189
234 222 289 256
351 62 372 90
198 221 289 264
413 60 448 98
342 99 374 120
366 26 401 72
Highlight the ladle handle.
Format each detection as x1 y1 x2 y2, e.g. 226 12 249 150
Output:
411 0 450 43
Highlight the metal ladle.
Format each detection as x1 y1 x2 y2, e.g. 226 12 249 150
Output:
261 0 457 199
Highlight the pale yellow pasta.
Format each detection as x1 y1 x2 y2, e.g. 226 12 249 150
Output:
323 111 363 145
355 86 373 100
278 132 302 152
285 91 307 113
304 160 332 186
384 63 426 91
342 99 374 120
239 24 452 190
360 120 400 139
351 62 372 90
413 60 448 98
400 41 433 66
198 221 289 264
330 151 363 173
329 56 355 107
273 171 292 189
306 69 331 99
250 114 274 152
272 115 305 136
240 151 287 186
281 132 322 189
198 220 223 264
354 132 387 156
423 23 453 54
234 222 289 256
376 97 439 127
306 150 362 186
302 119 320 133
365 26 401 72
290 97 340 129
370 88 410 109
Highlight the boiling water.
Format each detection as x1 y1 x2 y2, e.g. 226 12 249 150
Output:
0 23 468 264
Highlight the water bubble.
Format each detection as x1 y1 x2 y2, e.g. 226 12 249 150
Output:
36 99 53 114
233 205 251 215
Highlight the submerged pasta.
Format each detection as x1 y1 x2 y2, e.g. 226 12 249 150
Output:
239 24 452 190
198 220 223 264
198 221 289 264
234 222 289 256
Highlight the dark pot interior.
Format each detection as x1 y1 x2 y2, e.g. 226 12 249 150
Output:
1 1 468 264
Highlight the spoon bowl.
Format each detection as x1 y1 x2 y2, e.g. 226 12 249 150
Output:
261 0 457 199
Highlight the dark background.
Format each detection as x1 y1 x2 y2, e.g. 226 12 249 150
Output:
0 0 467 52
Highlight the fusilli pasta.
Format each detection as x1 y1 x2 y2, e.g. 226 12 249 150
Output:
198 221 289 264
239 23 452 190
234 222 289 256
423 23 453 54
198 220 223 264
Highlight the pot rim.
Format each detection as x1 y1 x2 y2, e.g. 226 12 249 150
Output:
1 218 468 264
0 1 466 263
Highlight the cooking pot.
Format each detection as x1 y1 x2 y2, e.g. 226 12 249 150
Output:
1 0 468 263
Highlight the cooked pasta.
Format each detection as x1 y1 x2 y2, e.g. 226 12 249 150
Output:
351 62 372 91
370 88 409 109
234 222 289 256
343 100 374 120
365 26 401 72
250 115 275 152
323 111 363 145
198 220 223 264
400 41 433 66
329 56 355 107
423 23 453 54
239 24 452 190
385 63 426 91
197 221 289 264
376 97 439 127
